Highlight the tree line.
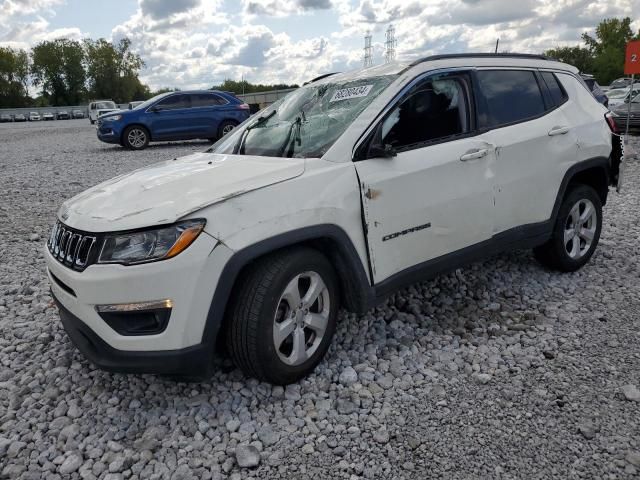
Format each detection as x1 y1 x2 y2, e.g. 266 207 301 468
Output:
544 17 639 86
0 37 298 108
0 38 153 107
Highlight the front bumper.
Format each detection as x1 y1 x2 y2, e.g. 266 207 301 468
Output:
45 231 235 374
54 293 211 375
96 124 122 144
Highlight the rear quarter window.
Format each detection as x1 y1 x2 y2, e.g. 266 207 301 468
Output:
541 71 569 107
476 70 546 128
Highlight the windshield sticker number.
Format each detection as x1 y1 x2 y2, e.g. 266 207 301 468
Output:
330 85 373 102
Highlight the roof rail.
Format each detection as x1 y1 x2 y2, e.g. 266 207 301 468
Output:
409 53 549 67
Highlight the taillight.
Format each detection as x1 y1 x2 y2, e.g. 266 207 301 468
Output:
605 112 619 134
238 103 250 110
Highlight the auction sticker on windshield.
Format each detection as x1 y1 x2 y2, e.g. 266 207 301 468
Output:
330 85 373 102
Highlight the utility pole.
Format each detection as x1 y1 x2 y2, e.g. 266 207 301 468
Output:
495 38 499 53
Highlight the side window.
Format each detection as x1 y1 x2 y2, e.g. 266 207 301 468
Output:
379 74 471 151
191 93 227 108
541 72 568 107
156 94 190 110
477 70 545 128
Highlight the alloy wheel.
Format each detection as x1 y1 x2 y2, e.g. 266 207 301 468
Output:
127 128 147 148
273 271 330 366
564 198 597 259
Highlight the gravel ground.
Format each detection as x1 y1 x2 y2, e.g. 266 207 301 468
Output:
1 120 640 480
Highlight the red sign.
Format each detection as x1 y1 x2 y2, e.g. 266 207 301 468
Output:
625 40 640 75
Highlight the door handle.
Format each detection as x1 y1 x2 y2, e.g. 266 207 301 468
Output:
460 148 488 162
548 126 570 136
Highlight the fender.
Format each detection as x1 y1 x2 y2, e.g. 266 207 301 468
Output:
201 224 374 353
549 156 610 225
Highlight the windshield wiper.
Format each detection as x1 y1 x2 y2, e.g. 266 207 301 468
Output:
234 110 277 154
282 112 305 158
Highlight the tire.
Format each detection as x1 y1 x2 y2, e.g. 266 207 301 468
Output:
122 125 150 150
217 120 237 139
226 247 340 385
534 184 602 272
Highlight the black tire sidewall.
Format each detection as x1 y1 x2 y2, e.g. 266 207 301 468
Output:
254 251 339 384
123 126 149 150
550 185 603 271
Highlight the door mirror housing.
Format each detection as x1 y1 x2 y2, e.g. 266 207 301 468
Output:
368 143 397 159
150 105 162 112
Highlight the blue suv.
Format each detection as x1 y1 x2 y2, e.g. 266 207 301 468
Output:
96 90 250 150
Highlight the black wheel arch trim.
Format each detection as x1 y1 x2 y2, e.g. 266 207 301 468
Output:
201 224 373 357
550 156 610 223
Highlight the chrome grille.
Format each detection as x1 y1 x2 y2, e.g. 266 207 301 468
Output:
48 221 97 271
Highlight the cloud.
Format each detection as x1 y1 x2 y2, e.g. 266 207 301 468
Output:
243 0 332 17
1 0 637 92
140 0 201 19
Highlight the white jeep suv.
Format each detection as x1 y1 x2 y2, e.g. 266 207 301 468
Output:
46 54 621 385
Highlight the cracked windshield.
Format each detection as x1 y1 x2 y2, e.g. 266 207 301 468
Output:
212 75 396 158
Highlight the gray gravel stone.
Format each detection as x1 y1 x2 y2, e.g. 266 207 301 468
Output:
621 384 640 402
59 453 83 474
235 445 260 468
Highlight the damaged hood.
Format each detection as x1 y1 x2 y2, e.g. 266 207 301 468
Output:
59 152 305 232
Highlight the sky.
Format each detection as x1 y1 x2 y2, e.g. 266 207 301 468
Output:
0 0 637 90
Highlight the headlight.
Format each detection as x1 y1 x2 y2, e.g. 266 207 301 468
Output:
98 219 205 265
102 115 122 121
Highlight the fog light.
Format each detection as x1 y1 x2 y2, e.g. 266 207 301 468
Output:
95 300 172 336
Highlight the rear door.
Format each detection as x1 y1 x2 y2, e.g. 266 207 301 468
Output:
148 94 193 140
189 93 229 138
476 69 578 234
354 69 496 283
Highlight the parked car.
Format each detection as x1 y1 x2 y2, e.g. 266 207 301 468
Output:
73 110 85 119
28 112 41 121
42 112 55 121
0 113 12 122
96 90 250 149
581 74 608 107
609 77 634 90
47 54 619 384
610 93 640 133
14 113 26 122
57 110 70 120
128 101 144 110
607 85 640 108
88 100 118 124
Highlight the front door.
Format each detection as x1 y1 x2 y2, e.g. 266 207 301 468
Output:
149 94 194 140
354 70 496 283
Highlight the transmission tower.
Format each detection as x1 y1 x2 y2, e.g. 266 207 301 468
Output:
363 30 373 68
384 24 397 63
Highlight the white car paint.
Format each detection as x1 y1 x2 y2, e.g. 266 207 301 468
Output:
46 55 614 368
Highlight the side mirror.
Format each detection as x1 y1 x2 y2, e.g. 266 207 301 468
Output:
150 105 162 112
368 143 397 159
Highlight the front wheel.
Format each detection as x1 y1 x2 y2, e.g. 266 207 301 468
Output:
123 126 150 150
226 247 339 385
534 184 602 272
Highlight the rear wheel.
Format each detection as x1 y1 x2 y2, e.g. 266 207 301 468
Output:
534 184 602 272
226 247 339 385
123 126 150 150
217 120 237 139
